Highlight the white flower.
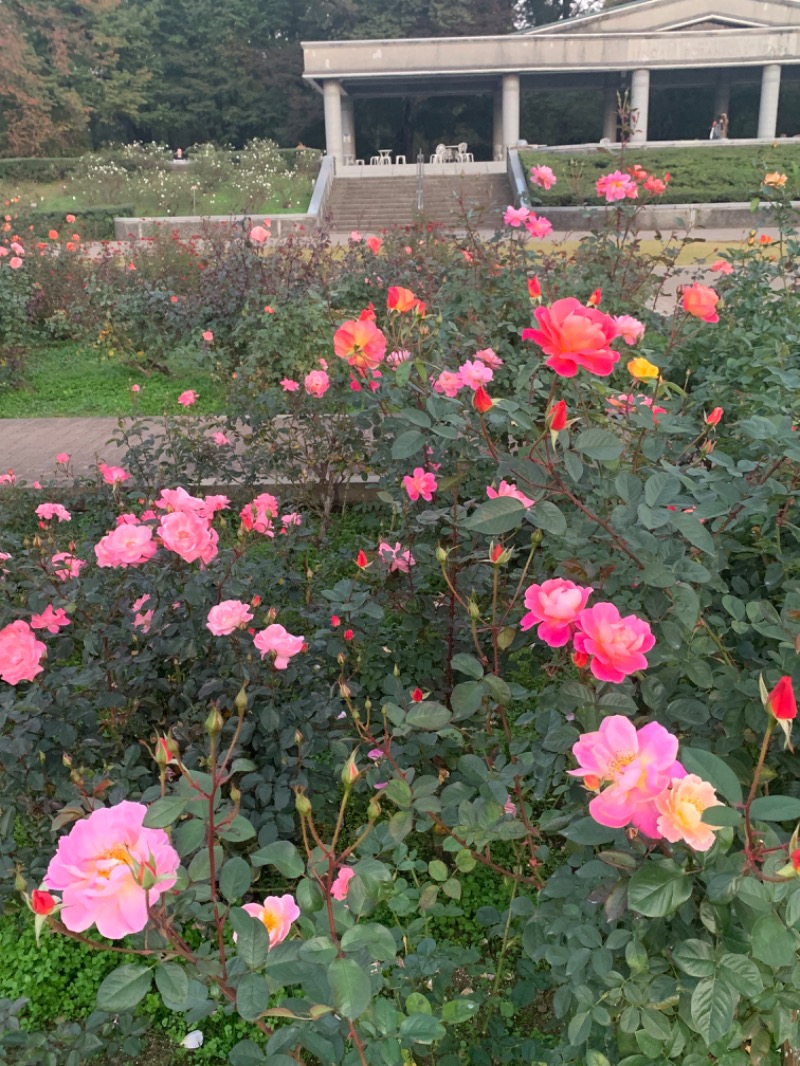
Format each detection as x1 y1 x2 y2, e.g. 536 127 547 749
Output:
182 1030 204 1049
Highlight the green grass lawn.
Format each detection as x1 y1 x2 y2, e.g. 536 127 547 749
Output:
0 342 228 418
522 144 800 205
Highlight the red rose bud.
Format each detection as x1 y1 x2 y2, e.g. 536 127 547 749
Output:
572 650 590 669
588 288 602 307
527 276 541 299
705 406 724 426
550 399 568 432
31 889 57 916
355 550 369 569
490 542 504 564
793 848 800 870
344 629 354 641
473 387 493 414
411 687 424 702
358 303 376 321
331 615 341 627
768 676 797 720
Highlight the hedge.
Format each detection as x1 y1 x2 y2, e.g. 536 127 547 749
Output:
13 205 134 240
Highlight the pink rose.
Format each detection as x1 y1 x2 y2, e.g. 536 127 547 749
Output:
655 774 723 851
281 378 300 392
30 605 71 634
253 624 304 669
520 578 593 646
240 493 279 535
95 524 157 568
486 480 535 509
51 552 85 581
249 225 270 244
158 510 218 565
503 205 529 228
178 390 197 407
573 602 655 683
55 453 70 465
207 600 254 636
304 370 330 398
36 503 71 523
0 620 47 684
43 801 180 939
458 360 493 391
522 298 621 378
9 257 23 270
530 165 556 190
433 370 464 398
474 348 503 369
237 895 300 948
202 330 214 343
596 171 638 202
378 541 416 573
330 867 355 901
98 462 130 485
403 467 437 503
524 214 553 239
612 315 646 346
212 431 231 446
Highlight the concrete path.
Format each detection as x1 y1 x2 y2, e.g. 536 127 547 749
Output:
0 418 129 484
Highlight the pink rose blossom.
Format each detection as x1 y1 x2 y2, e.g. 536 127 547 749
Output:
304 369 330 398
0 470 16 485
30 605 71 634
207 600 254 636
403 467 437 503
202 330 214 343
0 620 47 684
433 370 464 398
570 716 684 838
504 797 517 816
596 171 638 202
131 384 141 393
378 541 416 573
55 453 70 465
280 512 302 530
573 602 655 683
240 493 279 535
98 463 130 485
330 868 355 901
458 360 493 391
474 348 503 369
43 801 180 940
51 552 85 581
238 895 300 948
530 165 557 190
607 393 666 423
249 225 269 244
253 624 304 669
522 298 621 379
154 486 204 514
655 774 723 851
9 257 23 270
520 578 593 646
524 214 553 239
10 242 24 256
36 503 71 523
116 513 140 526
387 349 412 368
367 748 384 760
710 259 733 275
178 390 197 407
486 480 535 509
133 609 153 633
158 510 218 565
612 315 646 346
95 525 157 568
503 205 529 228
212 431 231 446
280 378 300 392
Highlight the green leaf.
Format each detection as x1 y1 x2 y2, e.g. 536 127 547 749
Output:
574 428 623 462
701 805 741 826
250 841 304 879
751 914 796 968
718 953 764 996
96 964 153 1012
681 748 743 805
672 939 715 977
450 653 484 680
391 430 425 460
142 796 188 829
398 1013 446 1044
341 923 397 961
669 511 715 556
228 1039 267 1066
749 795 800 822
529 500 567 536
154 963 189 1009
406 701 451 730
230 908 270 970
628 860 692 917
236 973 269 1022
383 779 412 809
441 998 479 1024
644 472 680 507
219 856 253 903
328 958 372 1020
562 817 617 845
465 496 526 535
690 974 737 1045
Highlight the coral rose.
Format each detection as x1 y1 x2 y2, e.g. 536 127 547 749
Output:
238 895 300 948
520 578 593 646
0 620 47 685
304 369 330 397
655 774 723 851
333 319 387 371
43 801 180 939
403 467 437 502
522 298 620 378
387 286 419 312
573 602 655 683
682 283 719 323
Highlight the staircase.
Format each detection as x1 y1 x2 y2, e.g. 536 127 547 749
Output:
325 171 511 232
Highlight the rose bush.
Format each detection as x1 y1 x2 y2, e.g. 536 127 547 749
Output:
1 165 800 1065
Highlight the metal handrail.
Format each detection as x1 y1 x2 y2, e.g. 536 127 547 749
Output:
506 148 531 209
416 151 424 213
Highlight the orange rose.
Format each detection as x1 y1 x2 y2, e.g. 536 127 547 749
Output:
682 283 719 323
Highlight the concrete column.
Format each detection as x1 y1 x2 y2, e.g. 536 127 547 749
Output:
341 95 355 162
757 64 781 139
629 68 650 143
492 90 504 161
713 74 730 124
502 74 520 151
323 79 344 163
602 86 618 142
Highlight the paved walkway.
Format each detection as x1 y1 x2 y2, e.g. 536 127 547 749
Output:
0 418 129 484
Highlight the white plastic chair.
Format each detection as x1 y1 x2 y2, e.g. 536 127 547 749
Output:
457 142 474 162
429 144 446 163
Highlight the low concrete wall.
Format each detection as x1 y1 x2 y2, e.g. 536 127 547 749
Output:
539 200 800 232
114 213 315 240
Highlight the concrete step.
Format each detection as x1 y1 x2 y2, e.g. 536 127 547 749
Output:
328 173 512 228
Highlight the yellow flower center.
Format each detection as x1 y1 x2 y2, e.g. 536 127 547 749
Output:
97 844 132 879
261 910 278 934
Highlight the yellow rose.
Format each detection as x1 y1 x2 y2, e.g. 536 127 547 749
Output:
763 172 787 188
627 357 660 381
